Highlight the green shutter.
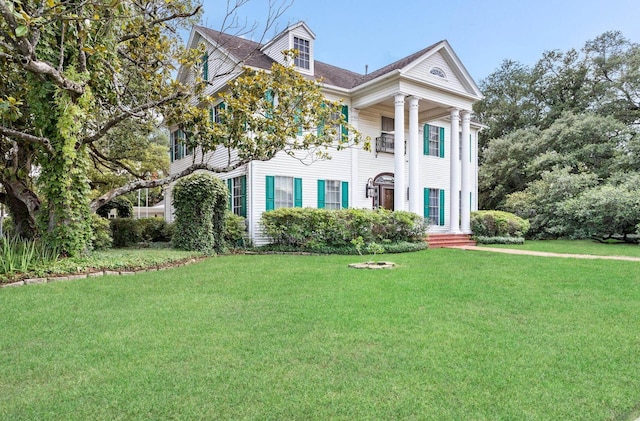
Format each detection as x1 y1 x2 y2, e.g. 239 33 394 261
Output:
266 176 275 211
317 103 326 135
294 178 303 208
341 105 349 138
439 127 445 158
294 109 302 136
202 53 209 81
169 133 174 162
439 189 445 226
241 175 247 217
423 188 430 218
209 107 214 123
317 180 325 208
341 181 349 209
265 89 273 119
423 124 430 155
227 179 233 211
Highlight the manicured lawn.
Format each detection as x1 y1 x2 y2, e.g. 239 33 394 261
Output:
480 239 640 258
1 249 640 420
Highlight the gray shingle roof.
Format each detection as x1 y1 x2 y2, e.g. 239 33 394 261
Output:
195 25 442 90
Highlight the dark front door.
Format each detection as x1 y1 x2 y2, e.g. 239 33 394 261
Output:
381 187 394 210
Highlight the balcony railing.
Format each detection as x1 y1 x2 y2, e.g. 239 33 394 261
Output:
376 133 395 154
375 133 406 156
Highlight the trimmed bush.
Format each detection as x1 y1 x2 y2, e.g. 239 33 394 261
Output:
90 213 112 250
260 208 428 248
471 210 530 238
172 173 228 253
475 236 525 245
110 218 144 247
109 217 174 248
224 212 247 248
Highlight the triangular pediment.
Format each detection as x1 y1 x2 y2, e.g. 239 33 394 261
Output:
402 41 482 98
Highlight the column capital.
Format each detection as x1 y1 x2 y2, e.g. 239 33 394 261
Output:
449 108 460 119
408 96 420 110
394 93 406 106
460 110 471 121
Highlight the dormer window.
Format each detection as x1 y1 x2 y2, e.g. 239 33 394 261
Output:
293 37 310 69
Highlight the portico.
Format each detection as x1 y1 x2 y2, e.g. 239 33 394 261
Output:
385 92 473 233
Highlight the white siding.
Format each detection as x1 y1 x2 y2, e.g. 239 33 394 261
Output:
261 34 289 66
250 147 353 245
405 52 468 94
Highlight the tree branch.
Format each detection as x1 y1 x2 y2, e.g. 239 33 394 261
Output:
82 92 185 145
89 161 250 211
0 0 84 97
118 5 202 43
0 125 54 153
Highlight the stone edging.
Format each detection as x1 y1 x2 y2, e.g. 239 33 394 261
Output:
0 257 205 289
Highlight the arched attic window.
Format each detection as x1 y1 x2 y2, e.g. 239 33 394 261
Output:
429 67 446 79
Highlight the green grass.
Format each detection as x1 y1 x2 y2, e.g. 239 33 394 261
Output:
1 249 640 420
480 239 640 258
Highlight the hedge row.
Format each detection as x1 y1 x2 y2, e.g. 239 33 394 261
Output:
256 241 427 255
475 236 525 245
260 208 428 247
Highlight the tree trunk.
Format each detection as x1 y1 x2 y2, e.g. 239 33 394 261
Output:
1 179 41 239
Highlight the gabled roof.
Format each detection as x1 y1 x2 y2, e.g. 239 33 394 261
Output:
195 26 274 70
191 24 480 97
358 42 442 85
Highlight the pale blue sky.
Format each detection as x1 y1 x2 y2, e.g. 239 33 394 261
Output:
197 0 640 82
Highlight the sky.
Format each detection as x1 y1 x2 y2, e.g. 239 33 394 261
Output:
195 0 640 83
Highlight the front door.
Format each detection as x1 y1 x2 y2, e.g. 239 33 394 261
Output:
381 187 394 210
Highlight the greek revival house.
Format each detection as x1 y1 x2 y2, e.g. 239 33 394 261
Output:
167 22 483 244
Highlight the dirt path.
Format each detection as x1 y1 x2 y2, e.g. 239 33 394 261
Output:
448 246 640 262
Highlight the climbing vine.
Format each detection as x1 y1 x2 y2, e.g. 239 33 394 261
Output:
172 173 228 253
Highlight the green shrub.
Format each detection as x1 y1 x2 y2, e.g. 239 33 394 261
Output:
90 214 112 250
110 218 144 247
471 210 530 238
260 208 428 248
255 240 427 255
475 236 525 245
172 173 228 253
108 217 175 248
223 212 247 248
137 218 174 243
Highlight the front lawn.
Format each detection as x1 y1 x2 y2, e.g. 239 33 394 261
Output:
480 239 640 258
1 249 639 420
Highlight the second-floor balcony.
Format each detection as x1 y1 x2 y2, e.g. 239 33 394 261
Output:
375 133 406 156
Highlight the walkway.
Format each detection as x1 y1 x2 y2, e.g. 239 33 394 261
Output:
448 245 640 262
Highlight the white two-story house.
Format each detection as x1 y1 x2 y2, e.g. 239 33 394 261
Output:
167 21 483 245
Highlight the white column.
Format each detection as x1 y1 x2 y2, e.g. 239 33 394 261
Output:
408 96 421 215
460 110 471 233
394 94 406 211
350 108 359 208
449 108 461 233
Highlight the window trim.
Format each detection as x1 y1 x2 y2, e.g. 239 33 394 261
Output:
293 36 310 70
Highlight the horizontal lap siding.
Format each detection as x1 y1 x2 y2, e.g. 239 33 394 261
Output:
405 52 468 94
250 148 353 245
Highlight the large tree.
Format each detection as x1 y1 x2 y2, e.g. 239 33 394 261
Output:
475 31 640 213
0 0 361 255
